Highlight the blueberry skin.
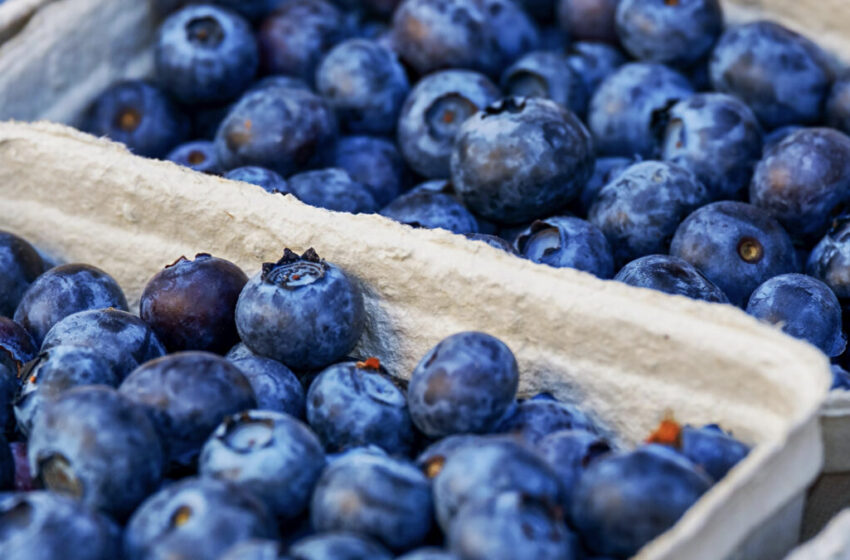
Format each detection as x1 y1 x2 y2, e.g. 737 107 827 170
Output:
679 424 750 482
156 5 258 104
226 347 306 417
248 74 313 94
41 307 167 381
258 0 347 83
750 128 850 244
495 397 597 444
661 93 763 201
0 316 37 373
564 42 626 99
670 201 797 307
224 166 291 194
408 332 519 439
484 0 541 68
124 477 278 560
827 71 850 135
119 351 256 468
14 345 118 436
557 0 618 43
576 156 633 216
0 231 44 318
464 233 518 254
514 216 614 278
415 433 481 476
166 140 223 174
200 410 326 520
536 429 612 514
448 492 576 560
381 190 480 234
0 437 11 490
451 97 595 225
588 63 694 158
0 365 14 434
236 249 366 370
502 51 588 117
288 532 392 560
215 85 337 176
589 161 710 267
310 451 433 551
808 216 850 302
709 22 832 129
746 273 846 357
220 540 291 560
831 364 850 390
571 445 713 558
615 0 723 67
398 549 459 560
614 254 730 303
326 136 407 206
397 70 500 179
433 437 563 530
0 491 121 560
140 253 248 354
28 386 163 519
306 360 415 454
316 39 409 135
763 125 803 155
289 168 379 214
83 80 189 158
13 263 128 346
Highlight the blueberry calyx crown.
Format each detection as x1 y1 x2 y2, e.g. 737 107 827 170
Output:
645 413 682 448
165 253 212 269
262 248 327 289
483 97 527 118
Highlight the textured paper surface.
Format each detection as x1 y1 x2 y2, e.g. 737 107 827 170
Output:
787 507 850 559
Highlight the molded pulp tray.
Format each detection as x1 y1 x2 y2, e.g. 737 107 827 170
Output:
786 509 850 560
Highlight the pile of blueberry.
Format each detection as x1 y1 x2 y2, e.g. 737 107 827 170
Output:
0 229 750 559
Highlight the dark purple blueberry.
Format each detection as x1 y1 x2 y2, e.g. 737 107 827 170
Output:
119 351 256 468
557 0 619 43
0 364 14 434
495 396 596 444
288 168 379 214
0 231 44 318
28 386 164 519
398 549 459 560
83 80 189 158
614 254 730 303
397 70 500 179
484 0 541 68
501 50 588 116
564 41 626 98
0 316 37 373
226 344 306 417
679 424 749 482
537 429 612 515
224 166 291 194
188 101 234 140
219 540 290 560
13 263 128 346
750 128 850 244
464 233 518 254
832 364 850 391
415 434 481 476
316 39 410 135
235 249 365 370
575 156 633 216
827 71 850 136
0 436 11 490
166 140 222 174
326 136 407 206
248 74 312 94
514 216 614 277
763 125 803 154
709 21 832 129
140 253 248 354
381 189 480 234
808 215 850 303
200 410 326 520
289 532 392 560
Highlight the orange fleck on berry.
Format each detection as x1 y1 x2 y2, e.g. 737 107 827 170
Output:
646 413 682 447
356 357 381 370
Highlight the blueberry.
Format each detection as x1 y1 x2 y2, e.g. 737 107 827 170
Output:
225 166 292 194
0 437 11 490
119 351 256 468
258 0 348 83
156 5 258 104
746 273 846 357
557 0 619 43
614 254 730 303
236 249 365 370
588 62 694 157
200 409 326 519
501 51 588 117
166 140 222 174
381 189 480 234
564 42 626 99
306 358 414 454
615 0 723 67
397 70 500 179
433 437 563 530
452 97 595 225
750 128 850 244
28 386 163 519
763 125 803 154
41 307 167 381
0 491 121 560
449 491 575 560
827 71 850 136
14 345 118 436
220 539 291 560
141 253 248 354
0 365 13 434
0 316 37 373
575 156 633 216
311 451 433 551
124 477 278 560
0 231 44 318
536 429 612 514
289 168 379 214
188 101 234 140
316 39 410 135
215 85 337 176
831 364 850 391
661 93 763 200
288 532 392 560
14 263 128 346
670 201 797 307
516 0 556 21
709 22 832 129
571 445 712 558
408 332 518 439
807 215 850 303
415 433 481 477
82 80 189 158
226 345 306 417
397 549 459 560
358 0 402 17
514 216 614 277
208 0 280 20
589 161 710 267
679 424 750 482
483 0 541 68
248 74 313 94
464 233 518 254
495 396 596 444
325 136 407 206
